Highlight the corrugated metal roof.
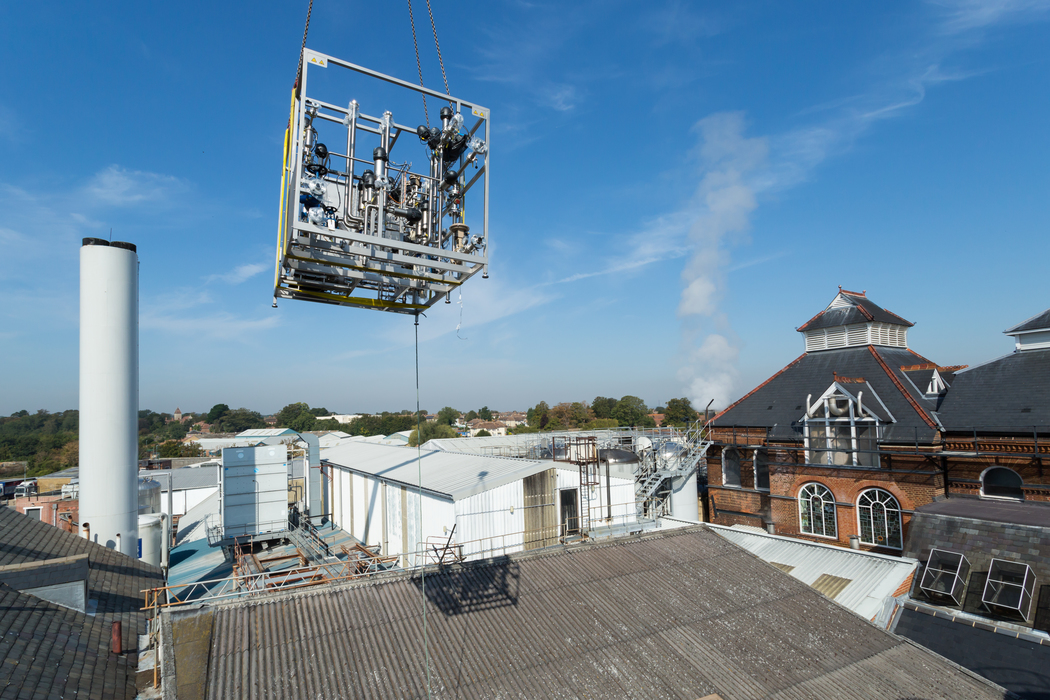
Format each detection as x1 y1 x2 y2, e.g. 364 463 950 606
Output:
710 523 917 620
236 428 297 437
144 464 219 490
322 441 552 501
185 527 1004 700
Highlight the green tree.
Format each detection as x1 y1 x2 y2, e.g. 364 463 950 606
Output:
663 398 698 427
408 422 457 447
276 402 311 428
465 409 478 421
206 403 230 423
527 401 550 429
308 406 330 417
157 440 205 458
584 418 620 430
436 406 460 426
612 396 653 427
289 410 317 432
475 429 492 437
216 408 267 433
591 397 617 419
478 406 493 421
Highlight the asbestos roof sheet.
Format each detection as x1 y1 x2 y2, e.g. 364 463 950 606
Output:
189 527 1003 700
710 524 918 621
322 441 551 501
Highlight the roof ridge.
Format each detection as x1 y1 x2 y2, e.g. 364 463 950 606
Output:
711 353 807 424
839 287 866 297
867 346 938 429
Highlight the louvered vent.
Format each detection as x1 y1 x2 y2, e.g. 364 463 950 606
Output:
826 327 847 348
847 324 868 345
828 294 852 309
805 330 826 352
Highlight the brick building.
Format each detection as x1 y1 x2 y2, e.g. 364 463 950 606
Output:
704 289 1050 558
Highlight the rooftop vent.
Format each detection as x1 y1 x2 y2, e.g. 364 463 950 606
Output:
919 548 970 606
981 558 1035 621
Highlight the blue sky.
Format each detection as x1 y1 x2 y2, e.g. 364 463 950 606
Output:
1 1 1048 416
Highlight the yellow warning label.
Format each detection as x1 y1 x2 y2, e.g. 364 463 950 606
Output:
306 53 327 68
471 106 488 119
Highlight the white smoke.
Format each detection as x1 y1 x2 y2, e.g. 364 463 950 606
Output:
677 113 768 410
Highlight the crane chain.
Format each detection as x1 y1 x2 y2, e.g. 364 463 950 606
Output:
294 0 315 96
406 0 430 127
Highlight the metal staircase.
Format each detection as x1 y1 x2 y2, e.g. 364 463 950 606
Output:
634 418 711 513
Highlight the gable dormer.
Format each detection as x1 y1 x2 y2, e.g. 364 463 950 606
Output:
798 288 914 353
1004 308 1050 352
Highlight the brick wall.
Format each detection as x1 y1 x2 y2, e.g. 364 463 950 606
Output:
14 496 79 528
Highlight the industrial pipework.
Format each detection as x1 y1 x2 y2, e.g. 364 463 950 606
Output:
79 238 139 556
273 49 490 315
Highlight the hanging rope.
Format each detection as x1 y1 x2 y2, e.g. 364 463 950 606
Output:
294 0 315 95
414 315 433 697
424 0 451 99
406 0 430 126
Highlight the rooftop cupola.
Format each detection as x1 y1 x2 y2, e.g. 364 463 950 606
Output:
1003 308 1050 352
797 288 913 353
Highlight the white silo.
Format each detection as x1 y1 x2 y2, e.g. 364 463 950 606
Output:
79 238 139 556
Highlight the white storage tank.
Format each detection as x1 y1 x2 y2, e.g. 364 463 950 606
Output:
79 238 140 556
138 513 163 567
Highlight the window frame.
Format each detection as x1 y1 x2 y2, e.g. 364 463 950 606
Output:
722 447 741 488
803 392 879 467
856 488 902 549
979 466 1024 501
753 448 770 492
797 482 837 539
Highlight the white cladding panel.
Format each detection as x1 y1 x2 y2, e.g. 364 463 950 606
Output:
79 242 139 556
329 466 453 567
220 446 289 539
330 465 637 566
555 469 636 525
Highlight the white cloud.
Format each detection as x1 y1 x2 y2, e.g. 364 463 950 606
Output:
207 262 270 285
932 0 1050 33
82 165 185 206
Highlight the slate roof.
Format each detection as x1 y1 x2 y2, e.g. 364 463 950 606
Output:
0 507 164 699
797 292 914 332
936 348 1050 431
1004 308 1050 335
182 527 1005 699
894 606 1049 699
713 345 940 442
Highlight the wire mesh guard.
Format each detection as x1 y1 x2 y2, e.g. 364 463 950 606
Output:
981 558 1036 621
275 49 490 314
919 548 971 606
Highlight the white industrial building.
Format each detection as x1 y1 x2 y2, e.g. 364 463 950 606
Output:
323 442 640 566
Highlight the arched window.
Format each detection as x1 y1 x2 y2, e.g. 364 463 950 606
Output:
722 448 741 488
981 467 1024 500
857 489 902 549
798 483 836 538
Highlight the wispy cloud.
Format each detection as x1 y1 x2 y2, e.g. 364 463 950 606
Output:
141 288 279 340
207 262 269 285
932 0 1050 33
82 165 186 206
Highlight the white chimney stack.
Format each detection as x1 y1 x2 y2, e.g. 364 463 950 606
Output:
79 238 139 556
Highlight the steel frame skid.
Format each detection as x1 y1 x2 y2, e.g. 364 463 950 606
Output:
274 49 490 314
